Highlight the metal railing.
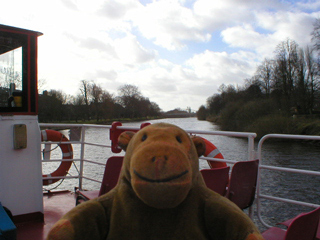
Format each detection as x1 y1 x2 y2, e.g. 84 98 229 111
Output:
39 123 320 229
256 134 320 228
39 123 113 190
39 123 257 186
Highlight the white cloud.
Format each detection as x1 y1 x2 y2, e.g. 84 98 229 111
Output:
114 34 156 65
97 0 141 19
296 1 320 11
61 0 79 11
186 50 255 82
1 0 319 111
130 0 211 50
221 9 319 60
192 0 284 31
221 25 266 49
221 25 278 59
256 10 317 46
193 0 252 30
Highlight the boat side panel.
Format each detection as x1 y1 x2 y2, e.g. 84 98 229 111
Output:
0 115 43 216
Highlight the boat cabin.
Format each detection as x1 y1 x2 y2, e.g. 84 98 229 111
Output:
0 25 44 223
0 24 42 114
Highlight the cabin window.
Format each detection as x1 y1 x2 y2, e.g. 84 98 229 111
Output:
0 45 23 108
0 27 38 114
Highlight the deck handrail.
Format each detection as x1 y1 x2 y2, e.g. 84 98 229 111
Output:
39 123 258 217
39 123 320 229
39 122 257 172
256 133 320 228
39 124 113 189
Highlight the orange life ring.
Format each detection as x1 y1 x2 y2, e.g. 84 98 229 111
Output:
202 137 227 168
41 130 73 185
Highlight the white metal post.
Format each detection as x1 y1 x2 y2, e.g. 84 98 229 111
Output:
78 126 86 190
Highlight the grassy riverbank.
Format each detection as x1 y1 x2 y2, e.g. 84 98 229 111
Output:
40 116 162 125
207 114 320 139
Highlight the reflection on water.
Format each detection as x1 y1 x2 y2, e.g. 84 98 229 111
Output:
42 117 320 230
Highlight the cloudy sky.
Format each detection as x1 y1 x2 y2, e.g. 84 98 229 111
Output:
1 0 320 111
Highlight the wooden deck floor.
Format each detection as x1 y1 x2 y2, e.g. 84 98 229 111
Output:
16 191 77 240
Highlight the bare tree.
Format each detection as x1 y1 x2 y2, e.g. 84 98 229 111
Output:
255 58 274 96
38 90 66 122
90 83 103 121
304 46 320 113
71 94 85 122
311 18 320 52
100 90 115 119
273 39 299 112
79 80 92 106
117 84 142 118
295 47 308 113
79 80 93 120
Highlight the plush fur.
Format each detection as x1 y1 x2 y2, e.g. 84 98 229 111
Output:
47 123 264 240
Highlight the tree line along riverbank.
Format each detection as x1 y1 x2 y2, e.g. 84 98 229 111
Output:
204 113 320 140
197 22 320 140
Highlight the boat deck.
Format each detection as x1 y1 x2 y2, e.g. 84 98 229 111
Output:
16 191 77 240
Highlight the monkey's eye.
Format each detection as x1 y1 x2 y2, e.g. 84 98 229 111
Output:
176 136 182 143
141 134 147 141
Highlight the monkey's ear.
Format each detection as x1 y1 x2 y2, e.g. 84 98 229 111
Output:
191 136 206 157
118 131 135 152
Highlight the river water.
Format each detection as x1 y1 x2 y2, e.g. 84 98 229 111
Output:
42 117 320 230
